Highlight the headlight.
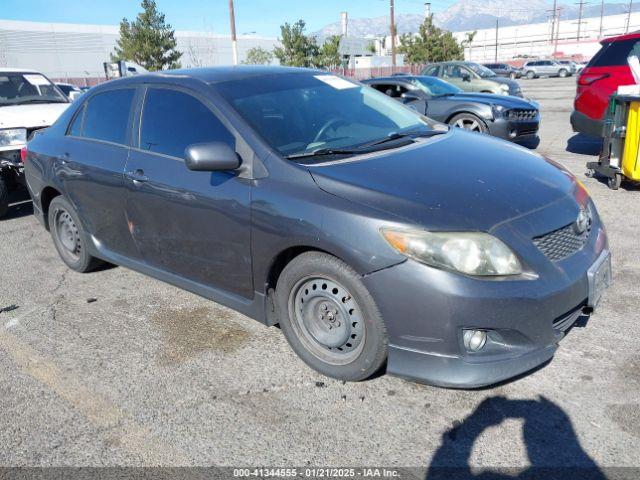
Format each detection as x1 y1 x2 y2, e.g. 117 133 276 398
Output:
381 228 522 276
491 104 507 119
499 84 510 95
0 128 27 148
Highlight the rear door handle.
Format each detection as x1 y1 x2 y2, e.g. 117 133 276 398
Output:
126 169 149 183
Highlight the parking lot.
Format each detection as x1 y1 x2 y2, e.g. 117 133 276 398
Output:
0 76 639 473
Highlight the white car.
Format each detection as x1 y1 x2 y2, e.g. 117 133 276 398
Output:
0 68 69 218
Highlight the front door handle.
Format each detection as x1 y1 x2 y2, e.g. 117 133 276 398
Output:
58 152 70 164
126 169 149 183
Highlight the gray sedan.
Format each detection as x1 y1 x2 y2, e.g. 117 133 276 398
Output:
24 67 611 388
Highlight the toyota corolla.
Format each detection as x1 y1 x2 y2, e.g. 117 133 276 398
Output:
24 67 611 388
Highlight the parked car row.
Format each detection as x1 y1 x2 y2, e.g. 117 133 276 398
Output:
20 65 610 389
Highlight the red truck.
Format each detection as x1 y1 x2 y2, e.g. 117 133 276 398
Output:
571 32 640 137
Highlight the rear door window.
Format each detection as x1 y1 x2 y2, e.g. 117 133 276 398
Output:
82 89 135 145
589 39 640 67
423 65 439 76
139 88 235 159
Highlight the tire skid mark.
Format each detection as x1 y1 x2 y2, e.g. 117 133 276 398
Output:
0 329 189 465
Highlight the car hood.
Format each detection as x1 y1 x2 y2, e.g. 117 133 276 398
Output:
448 92 535 108
491 76 519 89
309 129 576 231
0 103 69 129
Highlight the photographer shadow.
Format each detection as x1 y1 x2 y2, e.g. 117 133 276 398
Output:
426 396 606 480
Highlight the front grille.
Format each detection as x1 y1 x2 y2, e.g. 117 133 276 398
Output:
508 109 538 121
533 221 591 261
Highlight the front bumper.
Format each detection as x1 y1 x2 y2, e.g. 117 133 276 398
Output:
489 117 539 142
362 207 609 388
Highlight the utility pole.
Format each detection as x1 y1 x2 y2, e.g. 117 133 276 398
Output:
576 0 585 41
554 7 562 55
228 0 238 65
495 19 499 62
626 0 634 33
599 0 605 37
550 0 558 42
390 0 397 67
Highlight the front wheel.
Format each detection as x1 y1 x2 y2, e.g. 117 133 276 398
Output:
276 252 388 381
509 72 517 79
449 113 489 134
526 70 536 79
48 196 102 272
558 68 568 78
0 174 8 219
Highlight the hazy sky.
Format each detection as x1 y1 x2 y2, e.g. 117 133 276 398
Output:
1 0 488 36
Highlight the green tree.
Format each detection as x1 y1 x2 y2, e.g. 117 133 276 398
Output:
273 20 319 67
399 15 464 64
317 35 343 69
112 0 182 71
242 46 273 65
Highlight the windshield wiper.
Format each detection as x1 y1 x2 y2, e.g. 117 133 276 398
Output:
18 99 67 104
286 129 446 160
285 147 360 159
365 129 445 147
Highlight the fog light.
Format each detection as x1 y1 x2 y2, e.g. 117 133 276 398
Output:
463 329 487 352
509 129 517 138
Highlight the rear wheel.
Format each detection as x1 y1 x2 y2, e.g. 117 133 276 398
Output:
0 174 8 219
48 196 102 272
526 70 536 79
275 252 388 381
449 113 489 134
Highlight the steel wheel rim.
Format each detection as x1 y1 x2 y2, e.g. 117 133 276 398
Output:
455 117 481 132
54 208 81 261
289 276 365 365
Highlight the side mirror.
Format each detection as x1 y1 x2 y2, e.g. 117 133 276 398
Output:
400 92 421 103
461 73 471 82
68 91 82 101
184 142 241 172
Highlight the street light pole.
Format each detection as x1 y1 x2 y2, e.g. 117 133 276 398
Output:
228 0 238 65
390 0 397 67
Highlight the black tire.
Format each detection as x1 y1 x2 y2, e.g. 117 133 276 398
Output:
449 112 489 134
275 252 388 381
526 70 536 79
558 68 568 78
0 174 8 219
48 196 102 272
509 72 517 80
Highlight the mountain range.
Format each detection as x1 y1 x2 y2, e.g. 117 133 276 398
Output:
313 0 640 38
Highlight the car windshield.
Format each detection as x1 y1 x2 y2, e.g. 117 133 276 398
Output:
410 76 462 96
466 63 497 78
0 73 68 106
215 72 432 159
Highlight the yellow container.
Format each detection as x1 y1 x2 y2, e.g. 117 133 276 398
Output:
622 101 640 181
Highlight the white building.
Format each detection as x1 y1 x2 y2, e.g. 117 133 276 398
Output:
454 11 640 62
0 19 279 81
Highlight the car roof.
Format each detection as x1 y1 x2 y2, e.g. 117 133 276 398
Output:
362 75 416 83
0 68 40 73
104 66 322 87
602 31 640 44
